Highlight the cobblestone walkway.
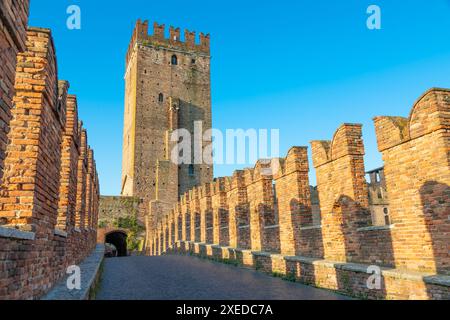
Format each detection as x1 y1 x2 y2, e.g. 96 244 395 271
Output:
96 255 351 300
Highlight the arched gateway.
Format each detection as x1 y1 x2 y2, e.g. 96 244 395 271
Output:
103 230 128 257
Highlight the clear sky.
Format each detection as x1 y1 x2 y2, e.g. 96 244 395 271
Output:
28 0 450 195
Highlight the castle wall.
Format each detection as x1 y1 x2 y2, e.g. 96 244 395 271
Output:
374 88 450 274
199 183 212 244
0 4 100 300
121 40 138 197
189 187 201 242
152 88 450 299
311 124 395 267
311 125 370 262
98 196 142 228
180 192 191 242
75 130 88 229
97 196 143 252
57 95 80 232
211 178 229 246
274 147 323 258
0 0 30 183
227 171 249 249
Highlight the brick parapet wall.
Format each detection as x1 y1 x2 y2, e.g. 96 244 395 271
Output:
0 0 30 182
189 187 200 242
57 92 78 232
274 147 318 256
198 183 212 244
85 148 94 229
151 88 450 299
374 88 450 274
0 28 62 231
311 124 389 265
75 129 88 230
227 171 248 249
0 3 100 300
211 178 229 246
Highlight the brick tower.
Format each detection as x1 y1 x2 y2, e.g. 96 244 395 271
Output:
122 20 213 225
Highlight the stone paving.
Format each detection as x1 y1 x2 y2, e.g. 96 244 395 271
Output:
96 255 351 300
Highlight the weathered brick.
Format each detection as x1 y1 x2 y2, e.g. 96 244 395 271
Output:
0 4 101 300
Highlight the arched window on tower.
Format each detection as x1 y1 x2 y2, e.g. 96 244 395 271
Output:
158 93 164 103
171 54 178 65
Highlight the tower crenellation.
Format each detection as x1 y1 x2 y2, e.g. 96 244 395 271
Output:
126 20 210 66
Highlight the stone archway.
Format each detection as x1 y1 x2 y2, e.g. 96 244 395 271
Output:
105 231 128 257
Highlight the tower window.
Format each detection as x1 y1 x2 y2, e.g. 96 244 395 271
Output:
383 208 390 226
171 55 178 65
189 165 195 176
158 93 164 103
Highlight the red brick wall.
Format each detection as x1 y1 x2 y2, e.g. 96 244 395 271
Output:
0 28 62 231
211 178 229 246
227 171 249 249
189 187 200 242
75 129 87 230
0 26 100 300
311 125 396 266
152 89 449 299
0 0 30 182
85 148 94 230
374 88 450 274
311 124 370 263
199 183 212 244
275 147 320 257
181 192 190 242
57 94 79 232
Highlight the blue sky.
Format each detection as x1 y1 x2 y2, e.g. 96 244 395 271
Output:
28 0 450 195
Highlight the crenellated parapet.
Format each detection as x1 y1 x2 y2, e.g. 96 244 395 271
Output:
126 20 210 66
273 147 316 256
189 187 201 242
373 88 450 274
152 88 450 293
0 27 64 231
0 0 31 184
0 4 101 299
228 170 249 248
152 147 318 255
211 177 229 246
311 124 371 263
198 183 213 243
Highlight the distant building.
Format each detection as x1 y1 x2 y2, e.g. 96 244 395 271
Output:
366 167 390 226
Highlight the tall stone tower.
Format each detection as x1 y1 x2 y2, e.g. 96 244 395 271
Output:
122 20 213 225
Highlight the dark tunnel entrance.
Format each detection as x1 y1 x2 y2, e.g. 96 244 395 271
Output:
105 231 128 257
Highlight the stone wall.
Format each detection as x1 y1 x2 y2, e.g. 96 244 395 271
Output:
0 3 100 300
97 196 143 244
98 196 142 228
152 88 450 299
